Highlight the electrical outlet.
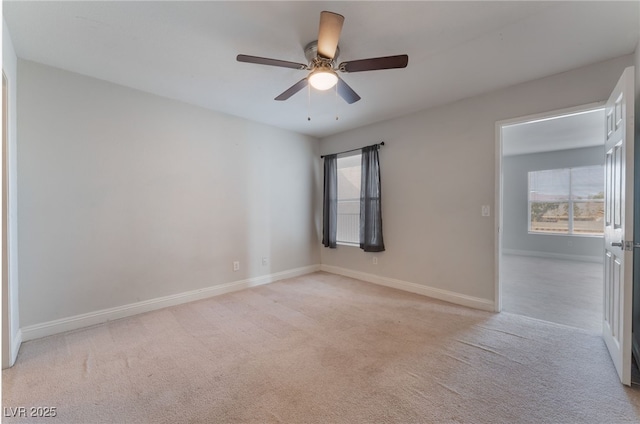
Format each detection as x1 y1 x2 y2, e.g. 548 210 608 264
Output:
373 257 378 265
262 257 269 266
233 261 240 271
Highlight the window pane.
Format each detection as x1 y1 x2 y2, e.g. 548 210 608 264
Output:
571 165 604 200
529 169 570 201
336 155 361 244
337 155 360 201
528 165 605 236
337 200 359 243
573 201 604 235
530 202 569 233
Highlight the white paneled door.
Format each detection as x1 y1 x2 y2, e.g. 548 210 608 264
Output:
603 67 634 386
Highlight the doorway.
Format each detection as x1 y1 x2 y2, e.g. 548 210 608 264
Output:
497 105 606 333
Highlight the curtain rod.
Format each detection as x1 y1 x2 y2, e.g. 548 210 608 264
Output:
320 142 385 158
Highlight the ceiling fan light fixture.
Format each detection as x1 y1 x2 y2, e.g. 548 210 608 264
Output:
236 11 408 104
308 68 338 90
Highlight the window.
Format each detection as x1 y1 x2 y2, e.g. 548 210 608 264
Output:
336 154 361 244
528 165 604 236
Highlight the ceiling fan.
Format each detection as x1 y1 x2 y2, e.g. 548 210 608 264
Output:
236 11 409 104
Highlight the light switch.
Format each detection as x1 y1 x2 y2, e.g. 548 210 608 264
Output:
481 205 490 217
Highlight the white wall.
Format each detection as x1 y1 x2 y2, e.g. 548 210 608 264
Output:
319 54 633 305
17 60 320 329
502 146 603 261
2 18 20 367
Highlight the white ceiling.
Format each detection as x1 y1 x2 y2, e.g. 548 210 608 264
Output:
4 1 639 138
502 108 605 156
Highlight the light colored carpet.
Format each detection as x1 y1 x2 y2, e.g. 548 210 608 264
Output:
3 272 640 423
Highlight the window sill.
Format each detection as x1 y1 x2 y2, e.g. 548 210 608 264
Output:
528 232 604 239
336 242 359 247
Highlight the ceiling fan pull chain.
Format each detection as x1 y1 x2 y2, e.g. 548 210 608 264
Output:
307 82 311 121
335 83 339 120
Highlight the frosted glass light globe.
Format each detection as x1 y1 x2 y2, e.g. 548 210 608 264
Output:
309 69 338 90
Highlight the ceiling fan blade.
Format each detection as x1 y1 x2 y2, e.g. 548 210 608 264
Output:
339 55 409 73
336 77 361 104
317 11 344 59
275 78 309 101
237 54 307 70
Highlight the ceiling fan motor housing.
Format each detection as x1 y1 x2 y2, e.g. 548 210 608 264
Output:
304 40 339 67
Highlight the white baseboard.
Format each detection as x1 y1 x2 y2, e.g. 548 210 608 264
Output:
320 265 495 312
502 249 602 263
21 265 320 342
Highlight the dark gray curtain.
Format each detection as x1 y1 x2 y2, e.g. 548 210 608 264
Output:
360 145 385 252
322 154 338 248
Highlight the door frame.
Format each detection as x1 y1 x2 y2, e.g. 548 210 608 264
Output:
2 68 19 369
1 71 8 369
494 101 606 313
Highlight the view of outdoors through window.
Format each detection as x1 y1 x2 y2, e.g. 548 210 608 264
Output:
528 165 604 235
337 154 361 244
